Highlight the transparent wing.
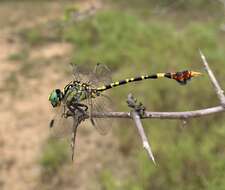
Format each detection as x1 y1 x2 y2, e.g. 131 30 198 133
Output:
49 105 80 160
85 94 113 135
70 63 112 86
87 64 113 135
70 63 83 82
88 63 112 87
56 63 113 136
49 105 74 139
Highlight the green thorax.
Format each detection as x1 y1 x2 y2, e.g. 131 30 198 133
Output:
63 81 97 105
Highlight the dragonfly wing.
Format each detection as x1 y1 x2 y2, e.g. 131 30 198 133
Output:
85 94 114 135
49 105 74 139
88 63 112 87
71 63 83 82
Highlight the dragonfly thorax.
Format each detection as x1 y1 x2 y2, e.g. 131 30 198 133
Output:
63 81 98 106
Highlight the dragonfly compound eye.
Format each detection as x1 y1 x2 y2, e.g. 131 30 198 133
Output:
49 89 62 107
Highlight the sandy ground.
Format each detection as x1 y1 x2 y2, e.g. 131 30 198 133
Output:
0 30 69 190
0 1 124 190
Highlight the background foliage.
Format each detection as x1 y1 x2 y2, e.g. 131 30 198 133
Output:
1 0 225 190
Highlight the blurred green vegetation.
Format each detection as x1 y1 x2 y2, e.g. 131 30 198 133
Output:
107 0 224 21
8 50 28 61
19 25 62 46
40 138 70 178
16 0 225 189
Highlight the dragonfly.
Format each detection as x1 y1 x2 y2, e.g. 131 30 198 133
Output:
48 64 202 160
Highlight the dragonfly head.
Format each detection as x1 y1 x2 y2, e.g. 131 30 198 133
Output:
172 70 202 85
49 89 64 108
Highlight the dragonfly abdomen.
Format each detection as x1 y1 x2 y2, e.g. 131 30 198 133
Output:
96 71 202 92
96 73 168 91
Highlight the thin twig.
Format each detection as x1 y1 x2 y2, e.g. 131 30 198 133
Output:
127 94 156 164
70 109 87 161
131 111 156 164
199 50 225 107
74 105 224 120
71 118 79 161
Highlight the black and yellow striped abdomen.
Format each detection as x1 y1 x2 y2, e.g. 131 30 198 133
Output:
96 71 202 92
97 73 172 91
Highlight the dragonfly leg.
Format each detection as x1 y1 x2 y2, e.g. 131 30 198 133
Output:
89 98 95 126
76 103 88 111
61 105 67 118
67 102 88 116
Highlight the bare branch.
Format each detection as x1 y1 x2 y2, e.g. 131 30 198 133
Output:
89 105 224 119
199 50 225 107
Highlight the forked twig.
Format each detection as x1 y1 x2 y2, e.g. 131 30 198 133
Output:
127 94 156 164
